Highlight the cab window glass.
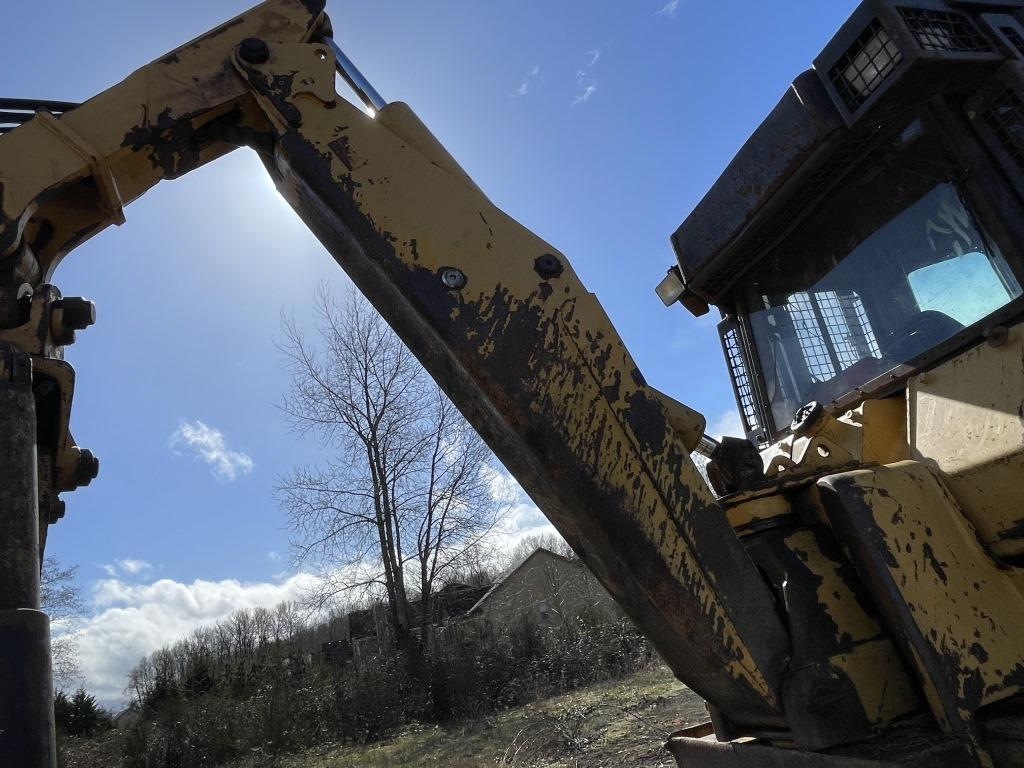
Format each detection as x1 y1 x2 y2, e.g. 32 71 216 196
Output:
909 251 1019 327
743 181 1021 431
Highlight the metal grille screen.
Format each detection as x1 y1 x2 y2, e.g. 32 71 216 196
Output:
787 290 881 381
722 326 761 436
828 19 903 113
897 7 994 53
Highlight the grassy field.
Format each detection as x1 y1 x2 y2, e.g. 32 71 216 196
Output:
234 664 706 768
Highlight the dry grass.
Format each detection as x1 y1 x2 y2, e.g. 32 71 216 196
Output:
231 664 706 768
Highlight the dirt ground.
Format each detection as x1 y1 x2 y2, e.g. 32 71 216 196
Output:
243 664 706 768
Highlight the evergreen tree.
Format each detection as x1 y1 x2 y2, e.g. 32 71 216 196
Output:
54 687 110 736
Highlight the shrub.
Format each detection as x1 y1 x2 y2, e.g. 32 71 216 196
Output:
60 600 656 767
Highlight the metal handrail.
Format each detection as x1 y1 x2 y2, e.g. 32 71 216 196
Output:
0 98 79 134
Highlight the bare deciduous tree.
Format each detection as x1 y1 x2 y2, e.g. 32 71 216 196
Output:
504 532 578 569
276 285 507 652
41 556 85 687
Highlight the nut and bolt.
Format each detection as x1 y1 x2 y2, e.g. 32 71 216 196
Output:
72 449 100 488
51 297 96 346
239 37 270 64
48 499 66 525
440 268 467 290
790 401 824 435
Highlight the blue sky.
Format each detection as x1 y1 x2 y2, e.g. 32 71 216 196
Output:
5 0 860 704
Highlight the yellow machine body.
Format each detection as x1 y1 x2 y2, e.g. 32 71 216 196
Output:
1 1 1023 766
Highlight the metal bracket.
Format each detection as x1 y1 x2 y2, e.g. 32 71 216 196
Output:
232 40 338 131
34 112 125 226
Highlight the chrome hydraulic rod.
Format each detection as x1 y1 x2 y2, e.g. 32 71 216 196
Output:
321 37 387 114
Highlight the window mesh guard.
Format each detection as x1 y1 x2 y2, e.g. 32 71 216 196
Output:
897 7 995 53
787 291 881 382
720 323 761 438
828 19 904 113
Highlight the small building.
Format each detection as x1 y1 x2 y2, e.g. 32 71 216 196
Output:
112 705 142 731
466 547 616 630
333 548 616 660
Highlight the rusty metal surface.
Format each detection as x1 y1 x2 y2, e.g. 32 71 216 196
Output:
0 348 55 767
667 735 896 767
0 347 39 610
743 524 919 749
820 460 1024 763
668 725 977 768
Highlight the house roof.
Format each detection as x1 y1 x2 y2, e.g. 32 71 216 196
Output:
112 705 140 722
433 582 492 616
465 547 577 616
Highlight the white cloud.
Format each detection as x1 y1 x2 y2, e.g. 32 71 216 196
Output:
571 49 601 107
268 550 282 563
657 0 682 18
169 420 254 482
571 83 597 107
77 572 319 708
512 64 542 97
708 409 745 440
494 499 560 559
483 465 560 553
100 559 152 578
117 558 150 575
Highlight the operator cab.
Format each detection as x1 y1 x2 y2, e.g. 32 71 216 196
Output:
665 0 1024 445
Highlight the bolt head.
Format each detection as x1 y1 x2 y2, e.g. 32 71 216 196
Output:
534 254 564 279
50 297 96 346
73 449 100 488
54 297 96 331
239 37 270 64
49 499 66 525
440 268 467 290
790 401 824 435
